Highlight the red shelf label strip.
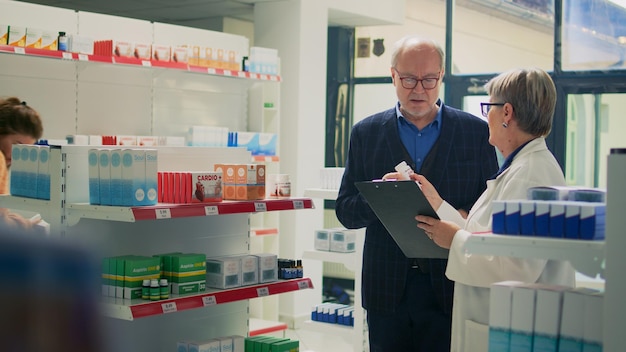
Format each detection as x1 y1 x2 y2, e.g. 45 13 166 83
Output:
128 278 313 319
0 45 281 81
131 198 313 221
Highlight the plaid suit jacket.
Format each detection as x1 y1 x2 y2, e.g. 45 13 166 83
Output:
335 103 498 315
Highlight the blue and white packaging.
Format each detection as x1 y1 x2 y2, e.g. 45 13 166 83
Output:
344 306 355 326
36 146 50 200
110 149 123 206
187 339 220 352
582 290 604 352
489 281 524 352
519 200 535 236
9 145 25 196
532 284 569 352
492 200 506 234
235 132 259 154
10 145 35 197
257 132 277 156
121 149 145 206
510 284 537 352
314 304 325 322
218 336 233 352
230 335 245 352
330 229 356 252
579 203 606 240
559 287 600 352
527 186 571 201
548 201 566 238
505 201 521 235
88 149 100 205
25 145 39 198
564 202 580 239
534 201 551 236
144 149 158 205
329 304 349 323
98 149 111 206
314 229 331 251
337 306 351 325
567 187 606 203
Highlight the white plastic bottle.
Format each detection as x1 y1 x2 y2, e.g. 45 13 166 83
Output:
276 174 291 198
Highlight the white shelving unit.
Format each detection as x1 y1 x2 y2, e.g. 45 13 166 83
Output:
248 79 283 323
465 234 605 278
303 188 368 352
0 145 314 350
464 235 610 348
0 2 300 349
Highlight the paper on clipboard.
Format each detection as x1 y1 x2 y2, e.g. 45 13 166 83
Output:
355 180 449 259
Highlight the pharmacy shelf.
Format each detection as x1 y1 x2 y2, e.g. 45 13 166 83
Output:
0 195 51 215
102 278 313 321
303 188 339 199
0 45 281 82
65 198 314 225
302 250 359 272
464 233 605 278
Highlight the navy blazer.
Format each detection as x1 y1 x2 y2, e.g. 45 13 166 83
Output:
335 103 498 315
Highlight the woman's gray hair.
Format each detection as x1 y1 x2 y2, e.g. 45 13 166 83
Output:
485 68 556 137
390 35 445 70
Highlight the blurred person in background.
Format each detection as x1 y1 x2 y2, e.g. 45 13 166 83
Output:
0 224 103 352
0 97 44 231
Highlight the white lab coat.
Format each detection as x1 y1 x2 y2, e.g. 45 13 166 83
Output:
437 138 576 352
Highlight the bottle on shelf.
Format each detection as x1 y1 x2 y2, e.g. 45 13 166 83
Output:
57 31 68 52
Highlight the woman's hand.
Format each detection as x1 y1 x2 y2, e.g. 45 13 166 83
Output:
411 174 443 211
416 215 460 249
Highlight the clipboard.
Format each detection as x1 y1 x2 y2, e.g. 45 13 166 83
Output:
355 180 449 259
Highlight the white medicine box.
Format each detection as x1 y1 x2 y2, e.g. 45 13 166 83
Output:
314 229 331 251
206 257 241 289
330 229 356 253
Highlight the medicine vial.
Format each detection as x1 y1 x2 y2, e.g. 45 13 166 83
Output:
159 279 169 299
149 279 160 301
394 161 414 180
141 279 150 300
58 31 68 52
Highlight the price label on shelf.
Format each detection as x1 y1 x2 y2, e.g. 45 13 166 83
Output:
204 206 219 216
155 208 172 219
249 73 259 80
297 280 310 290
254 202 267 212
207 68 217 75
142 60 151 67
14 47 25 55
202 295 217 306
256 287 269 297
162 301 177 314
292 200 304 209
78 54 89 61
223 70 232 76
237 71 247 78
62 52 73 60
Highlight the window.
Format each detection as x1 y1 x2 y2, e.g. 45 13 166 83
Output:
562 0 626 71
